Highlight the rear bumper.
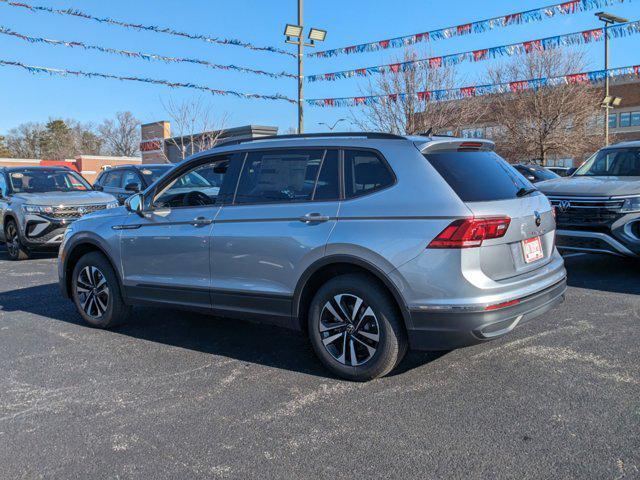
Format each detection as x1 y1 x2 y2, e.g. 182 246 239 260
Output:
407 278 567 350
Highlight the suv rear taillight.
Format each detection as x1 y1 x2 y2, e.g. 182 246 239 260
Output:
428 217 511 248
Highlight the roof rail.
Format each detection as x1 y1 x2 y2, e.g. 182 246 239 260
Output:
214 131 406 148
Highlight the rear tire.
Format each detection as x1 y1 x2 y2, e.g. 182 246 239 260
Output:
308 274 408 381
72 252 130 328
4 219 30 261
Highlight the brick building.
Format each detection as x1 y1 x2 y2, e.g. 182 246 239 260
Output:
449 77 640 168
140 121 278 164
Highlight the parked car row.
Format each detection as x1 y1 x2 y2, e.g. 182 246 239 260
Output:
1 133 636 380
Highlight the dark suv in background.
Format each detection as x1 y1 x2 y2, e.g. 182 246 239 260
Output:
513 164 560 183
94 164 173 204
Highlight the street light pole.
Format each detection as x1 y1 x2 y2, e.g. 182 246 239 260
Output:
596 11 628 146
297 0 304 134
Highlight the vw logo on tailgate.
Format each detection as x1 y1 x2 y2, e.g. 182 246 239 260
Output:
558 200 571 212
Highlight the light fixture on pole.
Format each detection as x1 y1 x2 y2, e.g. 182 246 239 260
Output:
318 118 347 131
283 1 327 134
595 11 628 145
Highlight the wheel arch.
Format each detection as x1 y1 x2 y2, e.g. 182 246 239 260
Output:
63 238 122 299
293 255 411 332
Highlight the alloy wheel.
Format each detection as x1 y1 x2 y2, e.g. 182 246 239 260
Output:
5 223 19 258
319 293 380 366
76 266 110 319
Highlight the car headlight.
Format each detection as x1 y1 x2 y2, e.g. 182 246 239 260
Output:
620 196 640 213
22 204 54 215
105 201 119 209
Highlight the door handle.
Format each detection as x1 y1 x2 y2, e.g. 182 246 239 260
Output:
191 216 213 227
299 212 330 223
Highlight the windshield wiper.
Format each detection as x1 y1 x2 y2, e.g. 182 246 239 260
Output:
516 187 537 198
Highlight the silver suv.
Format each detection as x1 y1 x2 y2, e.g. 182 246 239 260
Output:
58 133 566 381
538 141 640 257
0 166 118 260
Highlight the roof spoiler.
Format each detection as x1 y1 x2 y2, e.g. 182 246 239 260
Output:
417 138 495 153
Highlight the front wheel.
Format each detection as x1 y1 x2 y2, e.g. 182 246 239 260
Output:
308 274 408 381
72 252 130 328
4 220 30 260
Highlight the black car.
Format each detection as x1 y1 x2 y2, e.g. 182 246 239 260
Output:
94 164 174 204
513 164 560 183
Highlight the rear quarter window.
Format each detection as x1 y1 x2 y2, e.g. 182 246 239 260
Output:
425 151 531 202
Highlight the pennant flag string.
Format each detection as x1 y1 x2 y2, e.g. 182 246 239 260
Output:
307 20 640 82
310 0 633 58
306 65 640 107
0 59 297 103
0 27 296 80
0 0 295 57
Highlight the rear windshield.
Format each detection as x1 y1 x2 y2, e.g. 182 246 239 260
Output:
425 151 533 202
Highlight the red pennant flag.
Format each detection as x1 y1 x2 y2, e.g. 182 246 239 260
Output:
355 97 366 105
473 49 488 61
566 73 588 84
504 13 522 25
379 40 390 49
389 63 401 73
560 0 580 13
356 68 368 76
388 93 398 102
523 40 542 53
634 66 640 76
429 57 443 68
417 91 431 102
415 32 428 42
461 86 476 97
324 73 335 81
509 81 528 92
457 24 472 35
323 98 334 106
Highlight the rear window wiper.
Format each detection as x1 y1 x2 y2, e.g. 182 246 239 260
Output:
516 187 537 197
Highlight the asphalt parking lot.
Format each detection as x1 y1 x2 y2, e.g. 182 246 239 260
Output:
0 246 638 479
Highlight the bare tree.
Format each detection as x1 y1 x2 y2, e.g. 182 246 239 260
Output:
6 120 101 159
6 122 46 158
98 111 140 157
352 49 488 135
488 49 603 164
160 97 229 162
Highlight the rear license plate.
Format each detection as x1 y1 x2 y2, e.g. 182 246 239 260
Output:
522 236 544 263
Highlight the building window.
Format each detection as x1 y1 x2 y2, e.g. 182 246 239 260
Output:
619 112 631 128
608 113 618 129
630 111 640 127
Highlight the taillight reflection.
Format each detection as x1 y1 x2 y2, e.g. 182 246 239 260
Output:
427 217 511 248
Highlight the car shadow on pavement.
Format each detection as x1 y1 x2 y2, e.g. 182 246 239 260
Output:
0 281 446 379
563 253 640 296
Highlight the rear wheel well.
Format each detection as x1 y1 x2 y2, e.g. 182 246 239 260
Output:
296 262 408 332
65 243 116 297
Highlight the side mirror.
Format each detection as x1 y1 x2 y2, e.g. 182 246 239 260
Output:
125 193 144 216
93 184 103 191
125 182 141 193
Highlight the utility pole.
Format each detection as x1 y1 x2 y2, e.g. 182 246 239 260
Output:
297 0 304 134
284 5 327 134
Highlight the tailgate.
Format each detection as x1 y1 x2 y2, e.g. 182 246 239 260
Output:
465 194 555 281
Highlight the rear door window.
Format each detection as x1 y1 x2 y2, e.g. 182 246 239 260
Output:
234 149 338 204
344 149 394 198
425 151 532 202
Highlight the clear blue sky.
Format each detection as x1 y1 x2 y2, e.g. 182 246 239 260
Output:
0 0 638 135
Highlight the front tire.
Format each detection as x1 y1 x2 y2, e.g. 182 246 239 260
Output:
72 252 130 328
4 219 30 261
308 274 408 381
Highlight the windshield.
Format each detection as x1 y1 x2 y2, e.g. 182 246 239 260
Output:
425 151 534 202
139 166 172 184
8 169 91 193
574 147 640 177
